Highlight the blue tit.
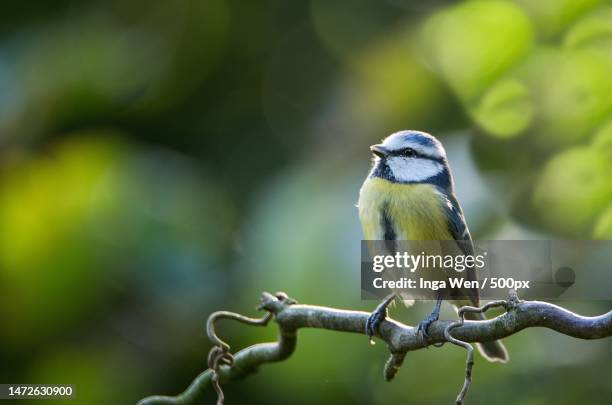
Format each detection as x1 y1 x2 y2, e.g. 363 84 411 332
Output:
358 130 508 363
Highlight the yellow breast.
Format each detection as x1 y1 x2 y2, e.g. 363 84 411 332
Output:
357 177 452 240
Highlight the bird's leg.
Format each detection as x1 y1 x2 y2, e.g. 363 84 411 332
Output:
417 292 443 344
365 293 396 343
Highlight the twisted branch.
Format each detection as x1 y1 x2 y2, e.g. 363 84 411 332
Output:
444 295 517 404
138 292 612 405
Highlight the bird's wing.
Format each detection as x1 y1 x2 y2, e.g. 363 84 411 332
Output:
443 193 472 253
442 192 480 306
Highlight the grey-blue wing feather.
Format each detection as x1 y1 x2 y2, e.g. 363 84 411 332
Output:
442 191 480 305
444 193 473 254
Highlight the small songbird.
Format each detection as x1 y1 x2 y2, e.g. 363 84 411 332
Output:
357 130 508 362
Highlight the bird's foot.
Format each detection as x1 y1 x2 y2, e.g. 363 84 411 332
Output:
366 307 387 344
416 311 439 345
365 294 395 344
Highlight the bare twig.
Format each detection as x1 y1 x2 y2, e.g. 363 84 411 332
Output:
205 312 271 405
138 292 612 405
444 319 474 405
444 297 513 405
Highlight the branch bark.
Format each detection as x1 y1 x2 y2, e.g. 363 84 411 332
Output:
138 293 612 405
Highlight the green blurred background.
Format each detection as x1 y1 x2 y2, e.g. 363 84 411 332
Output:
1 0 611 404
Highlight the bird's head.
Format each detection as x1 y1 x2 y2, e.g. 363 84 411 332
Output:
369 130 449 184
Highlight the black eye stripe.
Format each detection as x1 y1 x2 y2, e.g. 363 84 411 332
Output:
389 148 444 163
402 147 416 156
391 148 423 158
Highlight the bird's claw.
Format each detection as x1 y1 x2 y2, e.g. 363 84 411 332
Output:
365 306 388 344
416 313 438 345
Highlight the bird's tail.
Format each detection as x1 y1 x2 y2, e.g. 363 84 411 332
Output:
464 311 509 363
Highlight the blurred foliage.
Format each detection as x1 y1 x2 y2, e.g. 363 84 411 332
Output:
0 1 611 404
422 0 535 102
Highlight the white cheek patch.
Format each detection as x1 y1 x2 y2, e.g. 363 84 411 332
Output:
387 156 444 182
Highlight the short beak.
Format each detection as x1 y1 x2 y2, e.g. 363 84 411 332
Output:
370 144 388 158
